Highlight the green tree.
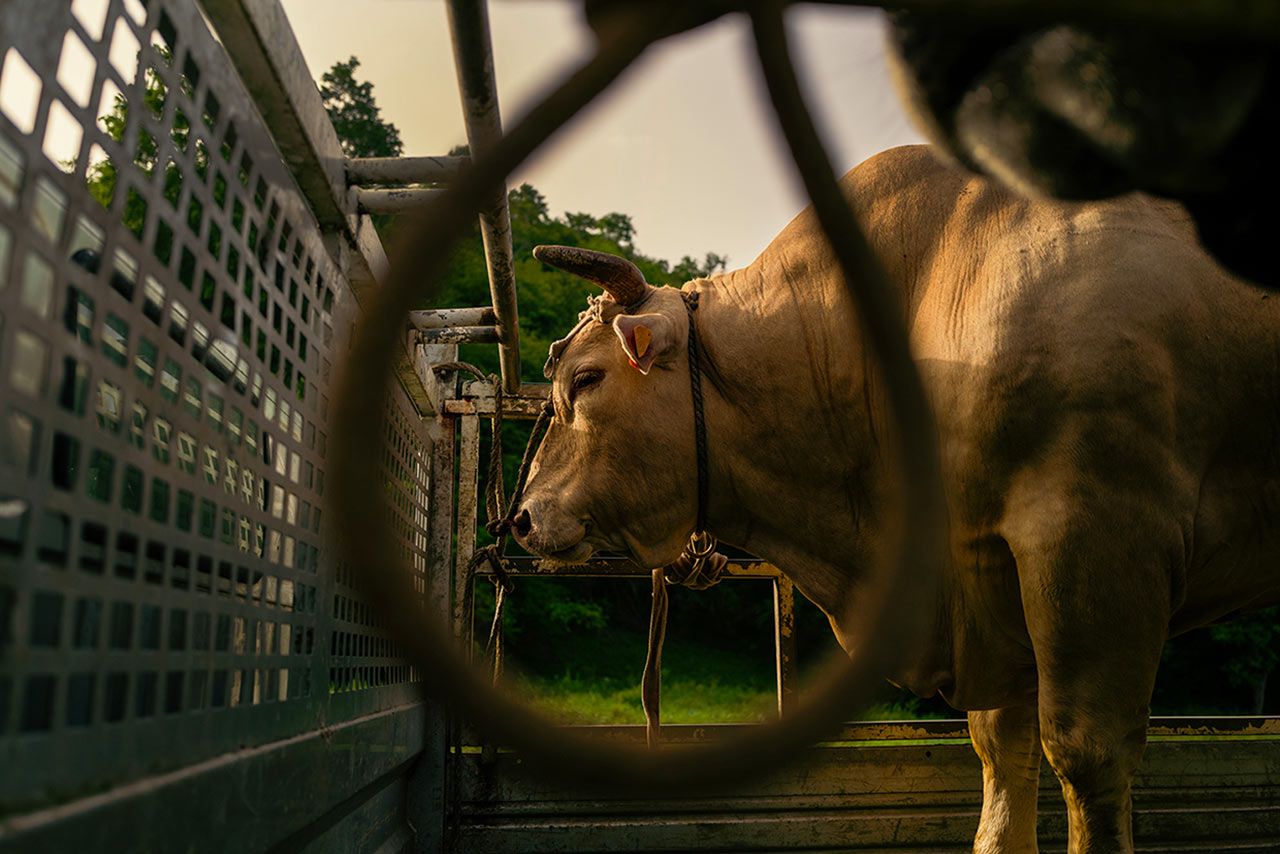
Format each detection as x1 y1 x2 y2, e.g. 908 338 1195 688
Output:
595 211 635 247
320 57 403 158
86 46 172 230
672 251 728 281
507 182 549 222
1210 609 1280 713
564 211 597 232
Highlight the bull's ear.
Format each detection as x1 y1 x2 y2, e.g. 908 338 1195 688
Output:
612 313 678 375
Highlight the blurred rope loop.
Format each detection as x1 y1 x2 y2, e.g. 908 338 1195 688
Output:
332 0 945 794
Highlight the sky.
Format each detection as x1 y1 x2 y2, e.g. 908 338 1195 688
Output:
277 1 925 272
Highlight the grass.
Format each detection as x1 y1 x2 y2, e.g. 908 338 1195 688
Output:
509 672 777 725
506 670 944 726
491 585 952 725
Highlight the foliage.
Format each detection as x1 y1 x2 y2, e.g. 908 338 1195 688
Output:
319 57 403 158
1210 608 1280 692
430 181 721 388
672 252 728 281
85 46 172 228
1153 607 1280 714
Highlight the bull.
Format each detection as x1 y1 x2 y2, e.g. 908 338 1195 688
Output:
509 144 1280 853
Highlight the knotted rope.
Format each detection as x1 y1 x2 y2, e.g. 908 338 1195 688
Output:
641 290 731 748
436 361 554 685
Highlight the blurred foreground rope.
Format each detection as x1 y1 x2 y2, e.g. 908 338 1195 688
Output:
331 0 942 793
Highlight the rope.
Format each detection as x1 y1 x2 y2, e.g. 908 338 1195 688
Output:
662 544 729 590
642 290 734 748
682 291 709 533
642 568 668 750
473 397 555 685
432 360 489 381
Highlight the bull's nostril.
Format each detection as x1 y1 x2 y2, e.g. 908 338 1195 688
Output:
513 509 532 537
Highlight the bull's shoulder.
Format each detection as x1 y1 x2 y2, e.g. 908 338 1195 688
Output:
844 144 961 195
751 146 977 280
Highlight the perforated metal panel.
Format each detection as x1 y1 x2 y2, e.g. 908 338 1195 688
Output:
0 0 431 822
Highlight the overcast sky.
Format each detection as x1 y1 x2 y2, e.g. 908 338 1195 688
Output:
277 0 924 272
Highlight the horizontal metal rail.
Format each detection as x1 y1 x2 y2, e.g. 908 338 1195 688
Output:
347 155 469 185
418 326 501 344
474 555 783 579
356 187 446 215
2 703 426 850
461 716 1280 748
410 307 497 329
445 382 550 417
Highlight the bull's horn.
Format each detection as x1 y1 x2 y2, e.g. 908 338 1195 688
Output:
533 245 651 306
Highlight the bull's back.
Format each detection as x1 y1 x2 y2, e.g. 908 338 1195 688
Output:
857 146 1280 631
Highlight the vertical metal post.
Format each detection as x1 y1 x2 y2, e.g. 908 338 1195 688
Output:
444 0 522 393
774 577 800 718
453 414 481 654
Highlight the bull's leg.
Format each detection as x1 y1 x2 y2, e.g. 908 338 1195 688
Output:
1035 681 1154 854
1006 497 1177 854
970 705 1042 854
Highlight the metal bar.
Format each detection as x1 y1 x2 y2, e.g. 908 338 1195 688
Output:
347 155 470 186
418 326 501 344
461 719 973 747
445 382 550 418
773 577 799 719
1146 716 1280 737
410 307 497 329
445 0 521 393
428 418 459 639
473 555 784 579
460 715 1280 748
454 415 481 656
356 187 447 215
198 0 350 230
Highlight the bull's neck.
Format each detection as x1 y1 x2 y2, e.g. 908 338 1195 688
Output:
684 260 903 615
682 213 949 687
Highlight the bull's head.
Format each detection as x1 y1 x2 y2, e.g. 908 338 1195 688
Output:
511 246 699 568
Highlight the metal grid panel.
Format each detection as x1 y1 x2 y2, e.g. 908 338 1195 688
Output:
0 0 430 813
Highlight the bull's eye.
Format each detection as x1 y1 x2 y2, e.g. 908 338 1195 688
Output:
570 369 604 401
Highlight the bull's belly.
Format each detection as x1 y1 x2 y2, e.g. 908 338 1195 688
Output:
1178 467 1280 635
